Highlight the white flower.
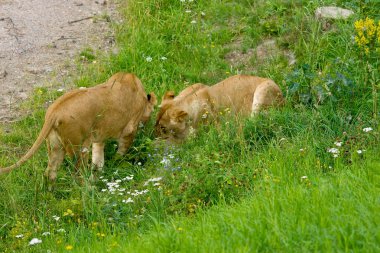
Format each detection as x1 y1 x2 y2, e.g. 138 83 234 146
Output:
160 56 167 61
52 215 60 221
185 10 191 13
201 11 206 16
42 232 51 236
357 150 363 154
146 56 153 62
137 162 142 166
191 20 197 24
328 148 339 154
363 127 373 132
333 154 339 158
334 141 342 147
57 228 66 233
122 197 134 204
299 148 304 152
123 175 134 181
160 157 171 167
57 88 64 92
301 176 308 180
154 182 161 186
101 189 107 192
115 179 122 183
29 238 42 246
15 234 24 238
144 177 163 186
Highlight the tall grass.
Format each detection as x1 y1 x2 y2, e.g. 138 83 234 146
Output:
0 0 379 252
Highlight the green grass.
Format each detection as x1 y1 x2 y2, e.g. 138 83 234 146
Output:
1 0 379 252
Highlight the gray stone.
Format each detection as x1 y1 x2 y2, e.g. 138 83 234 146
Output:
315 6 354 20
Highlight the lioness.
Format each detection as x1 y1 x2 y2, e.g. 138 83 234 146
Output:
155 75 284 142
0 72 157 183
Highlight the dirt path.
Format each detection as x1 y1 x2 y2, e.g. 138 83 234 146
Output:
0 0 117 122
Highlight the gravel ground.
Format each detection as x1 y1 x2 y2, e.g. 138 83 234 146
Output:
0 0 117 122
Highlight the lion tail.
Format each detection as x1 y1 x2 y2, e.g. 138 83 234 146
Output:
0 117 55 174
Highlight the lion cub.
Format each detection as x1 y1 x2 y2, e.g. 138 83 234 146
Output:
155 75 284 143
0 72 157 183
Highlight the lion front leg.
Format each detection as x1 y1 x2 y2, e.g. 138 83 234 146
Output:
117 122 138 155
92 142 105 172
45 131 65 190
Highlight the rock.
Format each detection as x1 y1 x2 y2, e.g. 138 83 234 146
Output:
315 6 354 20
0 69 7 79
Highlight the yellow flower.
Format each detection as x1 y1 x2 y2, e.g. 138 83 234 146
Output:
63 209 74 217
65 245 73 250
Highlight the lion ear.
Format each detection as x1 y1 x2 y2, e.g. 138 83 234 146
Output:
159 91 175 108
148 92 157 105
163 91 175 101
174 110 188 122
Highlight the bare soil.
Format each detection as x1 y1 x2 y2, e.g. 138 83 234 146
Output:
0 0 117 122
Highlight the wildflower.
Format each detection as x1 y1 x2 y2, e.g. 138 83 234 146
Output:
42 232 51 236
63 209 74 217
79 86 86 90
57 88 64 92
29 238 42 246
15 234 24 238
185 10 191 13
160 56 167 61
160 157 171 167
191 20 197 24
57 228 66 233
65 245 73 250
201 11 206 16
123 175 134 181
52 215 60 221
122 198 134 204
299 148 305 152
145 56 153 62
357 150 363 154
328 148 339 154
363 127 373 132
354 17 379 55
334 141 342 147
301 176 308 180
